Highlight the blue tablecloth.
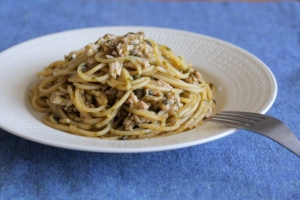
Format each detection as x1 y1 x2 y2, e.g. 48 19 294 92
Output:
0 1 300 199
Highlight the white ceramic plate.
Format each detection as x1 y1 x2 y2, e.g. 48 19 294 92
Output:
0 26 277 153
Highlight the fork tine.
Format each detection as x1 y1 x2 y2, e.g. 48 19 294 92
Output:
221 111 266 119
211 115 256 125
207 117 252 128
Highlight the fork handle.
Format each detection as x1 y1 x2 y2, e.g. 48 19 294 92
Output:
258 127 300 157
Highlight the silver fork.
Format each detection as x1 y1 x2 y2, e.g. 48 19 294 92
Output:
207 111 300 157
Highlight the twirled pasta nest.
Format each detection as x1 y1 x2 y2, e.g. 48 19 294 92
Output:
30 31 215 140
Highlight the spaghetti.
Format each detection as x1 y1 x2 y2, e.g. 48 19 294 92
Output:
30 31 215 140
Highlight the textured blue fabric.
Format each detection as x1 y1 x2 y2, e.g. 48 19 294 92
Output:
0 0 300 199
